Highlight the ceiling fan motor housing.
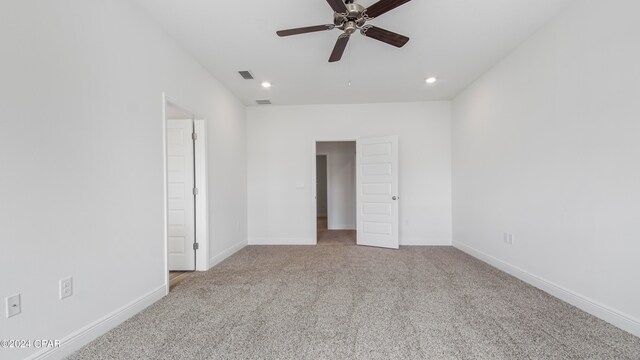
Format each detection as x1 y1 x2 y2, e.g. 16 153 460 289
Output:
334 3 367 30
344 21 357 34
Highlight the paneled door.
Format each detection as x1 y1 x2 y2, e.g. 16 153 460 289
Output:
167 119 196 270
356 135 399 249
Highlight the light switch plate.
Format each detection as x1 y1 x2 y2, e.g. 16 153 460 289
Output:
6 294 21 318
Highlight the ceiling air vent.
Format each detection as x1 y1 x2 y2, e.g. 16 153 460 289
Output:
256 100 272 105
238 70 255 80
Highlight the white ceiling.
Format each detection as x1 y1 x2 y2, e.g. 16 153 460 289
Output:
134 0 572 106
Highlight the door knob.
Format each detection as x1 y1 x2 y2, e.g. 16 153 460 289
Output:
392 196 397 201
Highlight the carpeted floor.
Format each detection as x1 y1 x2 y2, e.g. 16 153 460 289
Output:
69 246 640 359
317 217 356 246
169 271 192 291
317 229 357 245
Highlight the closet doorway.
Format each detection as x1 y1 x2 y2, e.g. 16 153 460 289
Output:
314 141 357 246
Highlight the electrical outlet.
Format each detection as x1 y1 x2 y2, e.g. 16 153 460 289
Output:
6 294 21 318
60 277 73 300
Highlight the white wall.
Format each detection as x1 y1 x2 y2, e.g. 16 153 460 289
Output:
0 1 246 359
316 142 356 230
206 82 248 267
452 0 640 337
247 102 452 245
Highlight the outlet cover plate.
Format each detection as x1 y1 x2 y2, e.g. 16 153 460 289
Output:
6 294 21 318
60 277 73 300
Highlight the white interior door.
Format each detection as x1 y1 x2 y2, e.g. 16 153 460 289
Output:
167 119 196 270
357 135 399 249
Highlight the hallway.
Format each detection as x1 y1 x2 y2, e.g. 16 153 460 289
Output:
317 217 356 246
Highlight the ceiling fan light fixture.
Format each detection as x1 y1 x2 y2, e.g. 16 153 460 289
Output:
425 77 437 84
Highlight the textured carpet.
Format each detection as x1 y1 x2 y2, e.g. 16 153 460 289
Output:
69 246 640 359
317 217 356 246
317 229 357 246
169 271 192 291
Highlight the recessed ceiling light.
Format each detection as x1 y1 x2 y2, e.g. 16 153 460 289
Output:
261 82 272 88
425 77 437 84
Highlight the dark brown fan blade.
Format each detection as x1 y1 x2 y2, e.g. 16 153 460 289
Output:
365 0 412 19
277 24 334 37
329 34 350 62
326 0 348 13
361 26 409 48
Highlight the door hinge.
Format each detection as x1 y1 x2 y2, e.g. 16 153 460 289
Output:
193 242 199 251
193 188 199 196
192 132 198 140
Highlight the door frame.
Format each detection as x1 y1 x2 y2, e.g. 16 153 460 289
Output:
311 138 357 245
315 153 330 219
162 93 210 294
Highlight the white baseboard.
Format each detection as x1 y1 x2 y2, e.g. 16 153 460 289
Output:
453 241 640 338
208 240 247 268
248 237 315 245
27 285 167 360
328 224 356 230
400 238 452 246
247 237 451 246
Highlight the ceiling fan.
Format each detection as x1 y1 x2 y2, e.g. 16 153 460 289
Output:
276 0 412 62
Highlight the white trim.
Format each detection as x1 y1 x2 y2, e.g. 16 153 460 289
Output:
248 237 315 245
209 241 247 268
194 119 209 271
161 93 169 294
27 285 166 360
311 141 319 245
454 241 640 338
400 238 452 246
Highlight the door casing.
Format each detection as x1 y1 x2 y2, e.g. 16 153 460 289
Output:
311 137 399 248
311 138 356 244
162 93 210 294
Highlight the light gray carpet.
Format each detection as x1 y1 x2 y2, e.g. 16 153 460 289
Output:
317 217 356 246
69 246 640 359
317 229 357 246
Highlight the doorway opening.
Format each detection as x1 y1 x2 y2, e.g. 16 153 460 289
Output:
315 141 357 246
163 95 209 293
312 136 400 249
